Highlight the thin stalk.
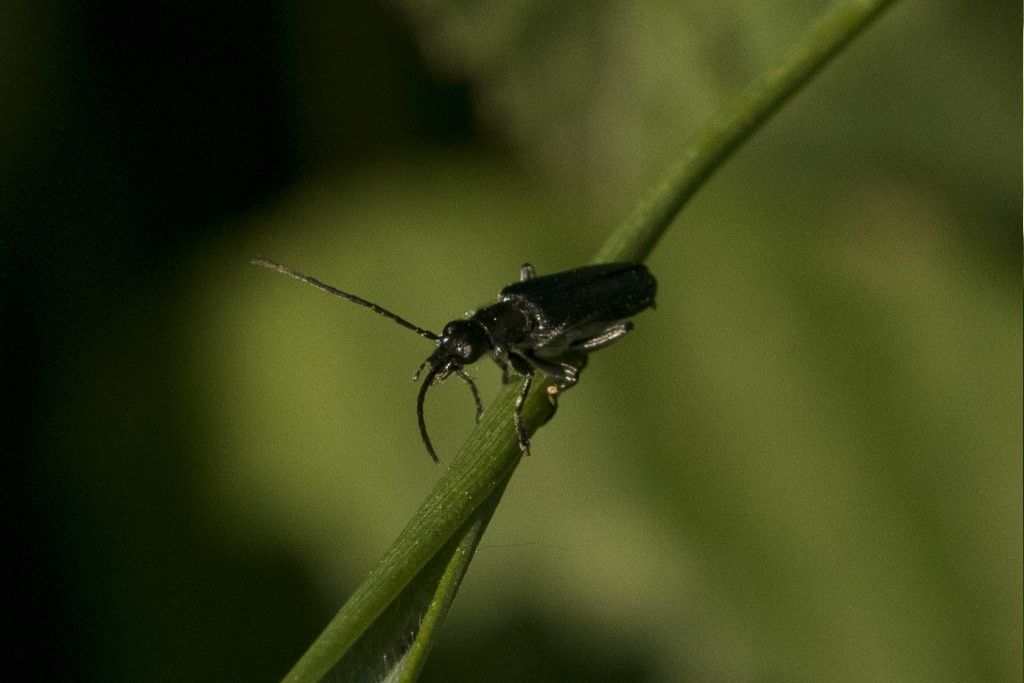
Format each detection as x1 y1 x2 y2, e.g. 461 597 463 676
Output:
594 0 898 264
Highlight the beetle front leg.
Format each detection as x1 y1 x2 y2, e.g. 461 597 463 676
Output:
519 263 535 281
454 369 484 423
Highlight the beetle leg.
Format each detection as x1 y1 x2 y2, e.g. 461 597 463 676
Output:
519 263 535 281
507 352 533 375
518 352 581 410
521 353 580 391
513 372 533 455
491 346 517 384
494 356 517 384
454 369 484 423
572 321 634 352
496 352 515 384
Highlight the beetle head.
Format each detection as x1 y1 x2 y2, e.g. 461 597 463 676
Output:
412 319 490 463
432 319 489 367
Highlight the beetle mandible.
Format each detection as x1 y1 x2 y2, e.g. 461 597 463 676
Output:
253 258 657 462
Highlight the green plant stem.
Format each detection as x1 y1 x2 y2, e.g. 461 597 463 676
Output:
284 380 555 681
594 0 898 264
284 1 899 679
395 473 511 682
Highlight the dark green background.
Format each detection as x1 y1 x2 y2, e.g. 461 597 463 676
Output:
4 1 1020 680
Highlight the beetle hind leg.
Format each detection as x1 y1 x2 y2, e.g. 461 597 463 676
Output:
572 321 634 352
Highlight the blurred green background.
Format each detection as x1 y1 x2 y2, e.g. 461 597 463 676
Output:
4 1 1020 680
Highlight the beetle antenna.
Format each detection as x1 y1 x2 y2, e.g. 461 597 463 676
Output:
253 258 440 341
416 363 445 463
454 369 484 423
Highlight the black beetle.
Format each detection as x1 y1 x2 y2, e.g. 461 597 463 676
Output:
253 259 656 462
